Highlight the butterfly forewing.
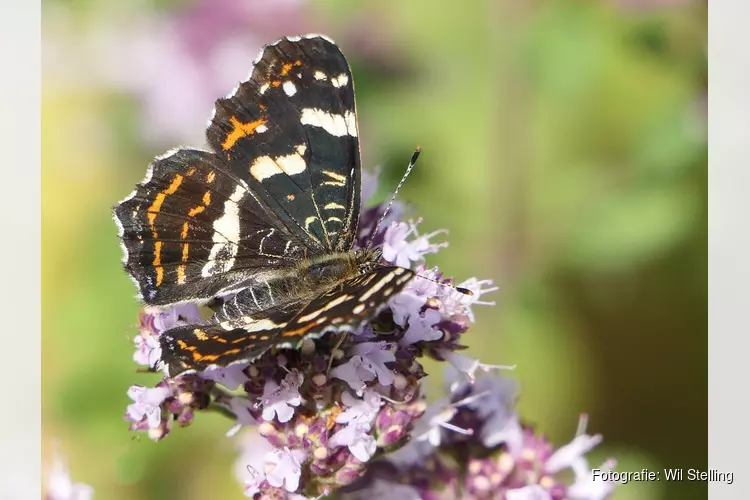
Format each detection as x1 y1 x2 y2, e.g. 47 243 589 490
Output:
206 35 361 254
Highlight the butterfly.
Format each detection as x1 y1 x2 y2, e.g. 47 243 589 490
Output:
113 34 417 377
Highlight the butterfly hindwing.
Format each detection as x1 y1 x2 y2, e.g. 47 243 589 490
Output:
279 266 416 340
158 301 304 377
206 35 361 254
158 266 415 376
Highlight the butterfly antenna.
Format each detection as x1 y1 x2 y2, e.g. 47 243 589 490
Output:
416 273 474 296
365 146 422 251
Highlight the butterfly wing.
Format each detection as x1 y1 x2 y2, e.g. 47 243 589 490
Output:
206 35 362 253
158 300 304 377
158 266 414 376
114 35 362 306
278 266 416 340
113 148 306 305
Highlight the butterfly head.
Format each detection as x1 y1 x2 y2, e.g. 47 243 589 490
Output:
354 247 385 274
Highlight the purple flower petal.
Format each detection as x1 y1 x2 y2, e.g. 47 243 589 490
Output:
545 433 603 474
336 389 383 429
400 308 443 346
332 342 396 393
133 334 161 367
330 423 377 462
201 362 248 391
264 447 307 493
150 303 202 333
259 372 303 423
126 385 171 429
227 397 258 437
382 220 448 269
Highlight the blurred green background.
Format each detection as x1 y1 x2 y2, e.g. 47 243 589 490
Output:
42 1 706 499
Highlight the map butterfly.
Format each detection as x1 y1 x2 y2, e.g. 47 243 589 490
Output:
114 34 417 377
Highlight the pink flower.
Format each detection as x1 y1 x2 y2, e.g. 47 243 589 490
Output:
336 389 383 429
126 385 170 429
226 397 258 437
201 362 248 391
438 350 515 383
260 372 303 423
442 277 498 321
331 342 395 393
330 422 378 462
132 333 160 367
264 447 308 492
382 220 447 269
399 308 443 346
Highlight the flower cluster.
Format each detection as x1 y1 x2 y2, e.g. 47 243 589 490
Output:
122 173 615 499
338 370 617 500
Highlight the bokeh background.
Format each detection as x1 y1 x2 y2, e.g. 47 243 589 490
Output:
42 1 707 499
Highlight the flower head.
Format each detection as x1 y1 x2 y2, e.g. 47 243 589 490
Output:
342 372 615 500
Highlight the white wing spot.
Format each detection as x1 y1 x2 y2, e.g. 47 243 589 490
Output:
300 108 357 137
220 318 286 332
298 294 352 323
305 216 319 231
314 71 327 81
276 154 307 176
321 170 347 186
259 83 270 94
201 184 246 277
283 81 297 96
331 73 349 88
259 228 275 254
250 154 307 181
256 124 268 133
324 202 346 210
297 308 324 323
359 272 396 302
250 157 281 181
